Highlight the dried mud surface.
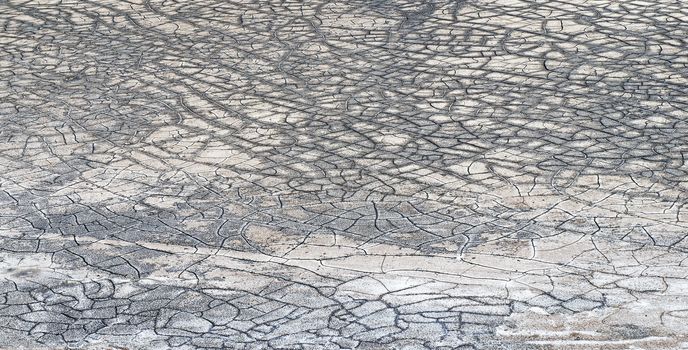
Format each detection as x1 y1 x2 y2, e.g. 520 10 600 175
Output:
1 0 688 349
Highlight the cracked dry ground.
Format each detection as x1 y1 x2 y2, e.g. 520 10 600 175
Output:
1 0 688 350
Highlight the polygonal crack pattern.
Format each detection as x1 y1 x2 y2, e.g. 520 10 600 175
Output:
1 0 688 349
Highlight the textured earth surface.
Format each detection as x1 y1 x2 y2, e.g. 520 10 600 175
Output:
1 0 688 349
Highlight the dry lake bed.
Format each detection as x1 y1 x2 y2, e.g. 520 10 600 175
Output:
1 0 688 349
